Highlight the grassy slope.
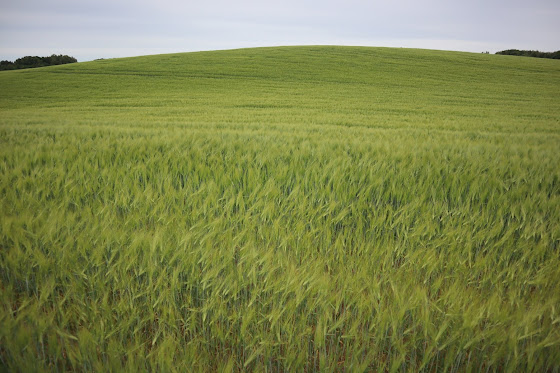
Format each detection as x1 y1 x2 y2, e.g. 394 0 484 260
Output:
1 46 559 371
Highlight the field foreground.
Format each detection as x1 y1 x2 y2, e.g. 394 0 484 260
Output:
1 46 560 371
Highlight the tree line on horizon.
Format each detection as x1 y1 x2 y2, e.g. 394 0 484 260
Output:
495 49 560 59
1 50 557 71
0 54 77 71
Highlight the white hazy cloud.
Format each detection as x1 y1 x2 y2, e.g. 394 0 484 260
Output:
1 0 558 61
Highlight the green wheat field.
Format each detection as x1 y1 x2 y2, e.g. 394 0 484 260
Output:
1 46 559 371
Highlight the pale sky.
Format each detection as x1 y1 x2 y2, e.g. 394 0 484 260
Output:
0 0 558 61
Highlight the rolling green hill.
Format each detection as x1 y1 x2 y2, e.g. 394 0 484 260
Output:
1 46 559 371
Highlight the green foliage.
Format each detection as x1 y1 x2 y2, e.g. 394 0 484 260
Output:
496 49 560 59
0 54 77 71
1 46 559 371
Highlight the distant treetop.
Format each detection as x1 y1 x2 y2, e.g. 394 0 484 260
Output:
495 49 560 59
0 54 77 71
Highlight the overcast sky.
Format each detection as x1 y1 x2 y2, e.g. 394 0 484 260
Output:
1 0 558 61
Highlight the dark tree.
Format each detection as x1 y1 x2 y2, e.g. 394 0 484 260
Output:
14 56 46 68
0 54 77 71
495 49 560 59
0 60 15 70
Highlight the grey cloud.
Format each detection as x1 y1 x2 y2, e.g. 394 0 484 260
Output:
1 0 558 61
